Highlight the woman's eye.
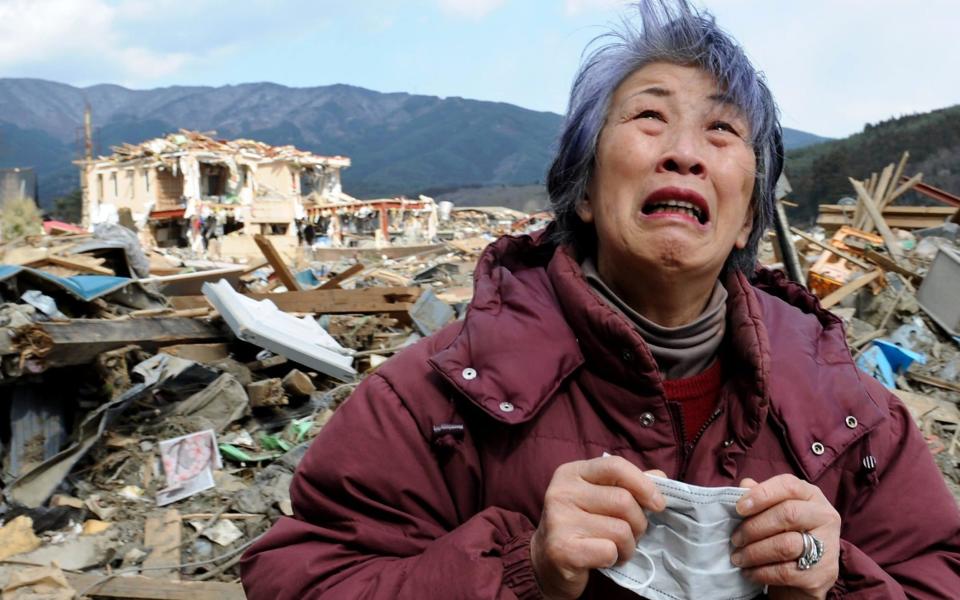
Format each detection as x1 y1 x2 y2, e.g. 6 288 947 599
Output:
634 110 664 122
709 121 740 136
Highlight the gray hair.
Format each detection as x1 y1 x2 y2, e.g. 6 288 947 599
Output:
547 0 783 274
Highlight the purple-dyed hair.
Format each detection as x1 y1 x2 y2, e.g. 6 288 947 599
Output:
547 0 783 274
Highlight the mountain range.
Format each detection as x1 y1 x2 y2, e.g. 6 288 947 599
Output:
0 78 830 209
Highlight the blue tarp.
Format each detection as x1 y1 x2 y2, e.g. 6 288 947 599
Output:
856 339 927 389
0 264 136 302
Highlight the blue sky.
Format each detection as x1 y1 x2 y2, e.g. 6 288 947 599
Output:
1 0 958 138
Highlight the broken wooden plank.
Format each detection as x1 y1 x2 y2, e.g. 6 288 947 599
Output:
881 152 911 209
64 574 245 600
14 318 225 369
907 372 960 394
850 178 904 261
141 266 246 296
884 172 924 208
319 263 365 289
790 227 872 270
30 254 115 276
159 342 230 363
170 286 422 315
858 164 893 231
246 378 287 407
817 204 955 231
863 249 923 284
310 243 445 262
142 509 182 580
245 354 288 371
819 269 883 309
254 234 302 291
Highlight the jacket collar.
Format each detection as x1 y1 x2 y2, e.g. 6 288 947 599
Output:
430 232 888 480
749 268 887 480
428 233 584 424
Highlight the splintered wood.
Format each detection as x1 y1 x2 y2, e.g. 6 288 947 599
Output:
254 233 302 292
143 509 182 580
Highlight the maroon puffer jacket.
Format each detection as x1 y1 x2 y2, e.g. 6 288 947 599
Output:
241 232 960 599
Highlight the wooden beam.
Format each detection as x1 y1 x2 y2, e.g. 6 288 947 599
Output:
42 254 115 275
881 151 911 209
819 270 883 309
143 509 182 580
254 233 301 291
819 205 955 217
13 318 225 369
171 287 423 315
818 213 954 231
906 372 960 394
884 173 923 207
64 574 245 600
863 249 923 284
859 164 893 232
790 227 872 270
850 178 904 261
319 263 365 289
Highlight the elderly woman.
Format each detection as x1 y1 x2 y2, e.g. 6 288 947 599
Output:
241 1 960 598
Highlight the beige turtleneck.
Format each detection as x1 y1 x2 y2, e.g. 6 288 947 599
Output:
581 257 727 380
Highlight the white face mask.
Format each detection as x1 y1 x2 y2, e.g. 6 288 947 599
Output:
600 475 765 600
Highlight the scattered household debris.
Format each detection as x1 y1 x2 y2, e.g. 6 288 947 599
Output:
0 188 539 594
763 152 960 505
1 146 958 595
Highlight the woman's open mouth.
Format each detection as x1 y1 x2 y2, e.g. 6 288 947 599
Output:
640 187 710 225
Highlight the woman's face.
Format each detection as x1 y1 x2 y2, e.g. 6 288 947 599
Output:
578 62 757 285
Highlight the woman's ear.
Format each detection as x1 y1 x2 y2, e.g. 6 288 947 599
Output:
734 204 754 250
576 189 594 223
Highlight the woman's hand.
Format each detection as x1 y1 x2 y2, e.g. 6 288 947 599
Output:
731 474 841 600
530 456 666 600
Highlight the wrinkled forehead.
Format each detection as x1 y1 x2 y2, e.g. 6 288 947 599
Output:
612 63 752 125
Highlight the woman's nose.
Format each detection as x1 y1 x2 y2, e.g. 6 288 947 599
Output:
659 155 705 176
656 134 706 177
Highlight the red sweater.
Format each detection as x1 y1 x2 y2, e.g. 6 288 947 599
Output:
663 359 723 443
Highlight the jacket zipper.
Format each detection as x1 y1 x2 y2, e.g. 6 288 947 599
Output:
679 405 724 478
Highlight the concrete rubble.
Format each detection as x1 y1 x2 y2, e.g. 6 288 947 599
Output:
0 144 958 595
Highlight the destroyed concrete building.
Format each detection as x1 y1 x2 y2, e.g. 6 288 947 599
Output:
78 130 351 248
76 130 447 263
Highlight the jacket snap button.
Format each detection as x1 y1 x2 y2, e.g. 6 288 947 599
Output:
722 439 735 448
621 349 634 363
461 367 477 381
845 416 858 429
498 401 515 413
640 412 655 427
811 442 825 455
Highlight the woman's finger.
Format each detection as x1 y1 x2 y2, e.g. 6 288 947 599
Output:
577 456 666 511
574 482 650 539
731 530 805 568
736 474 816 517
570 513 640 565
732 499 833 547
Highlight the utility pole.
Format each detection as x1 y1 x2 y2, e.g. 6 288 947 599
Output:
79 103 94 227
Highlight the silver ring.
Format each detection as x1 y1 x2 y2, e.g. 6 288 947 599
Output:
797 531 824 570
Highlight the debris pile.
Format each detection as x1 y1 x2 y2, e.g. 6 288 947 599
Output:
0 203 539 595
1 149 958 594
768 152 960 503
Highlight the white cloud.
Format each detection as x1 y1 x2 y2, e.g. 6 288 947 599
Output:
564 0 630 17
437 0 508 19
0 0 201 84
